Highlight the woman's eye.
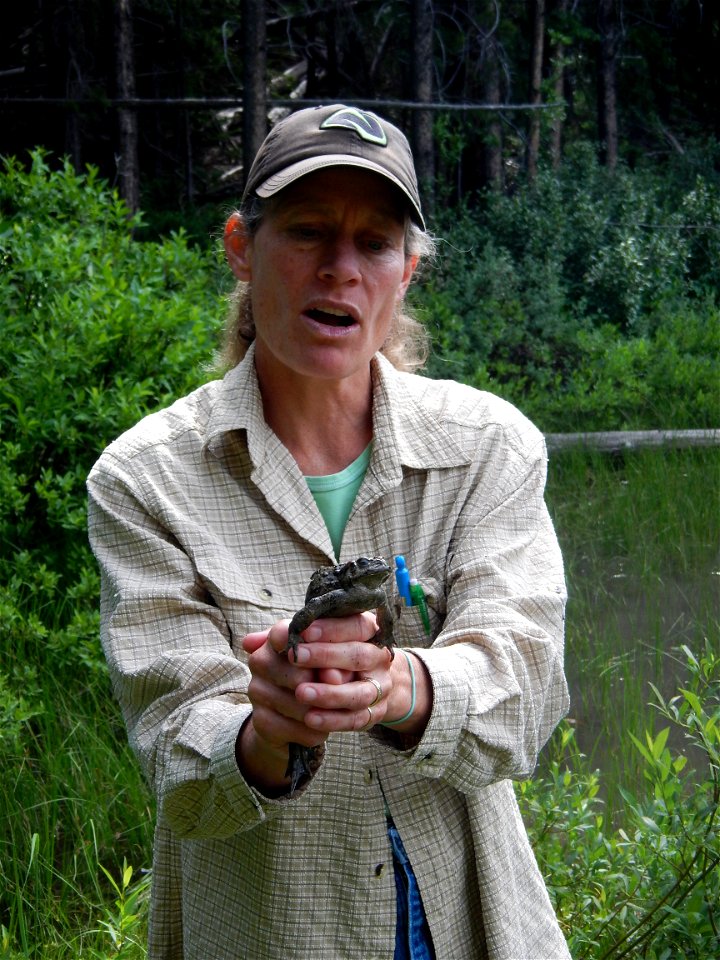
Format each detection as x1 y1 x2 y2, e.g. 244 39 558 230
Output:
292 226 322 240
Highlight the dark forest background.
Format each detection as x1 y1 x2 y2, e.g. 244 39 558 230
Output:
2 0 718 232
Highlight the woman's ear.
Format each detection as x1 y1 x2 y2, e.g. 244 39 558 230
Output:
224 212 252 281
397 254 419 301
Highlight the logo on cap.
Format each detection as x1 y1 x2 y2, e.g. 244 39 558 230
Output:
320 107 388 146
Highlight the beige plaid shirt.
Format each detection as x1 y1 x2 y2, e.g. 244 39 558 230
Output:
88 346 571 960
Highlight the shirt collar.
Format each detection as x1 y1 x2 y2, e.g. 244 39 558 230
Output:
369 353 470 478
203 344 470 474
203 343 271 466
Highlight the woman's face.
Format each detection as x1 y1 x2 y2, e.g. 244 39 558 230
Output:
228 167 416 391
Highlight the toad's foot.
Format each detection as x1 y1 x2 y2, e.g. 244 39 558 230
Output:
286 742 319 796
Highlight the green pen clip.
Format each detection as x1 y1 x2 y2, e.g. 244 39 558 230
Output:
409 579 431 635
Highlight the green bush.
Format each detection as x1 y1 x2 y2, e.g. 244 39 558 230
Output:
520 644 720 959
418 146 720 431
525 303 720 431
0 149 225 667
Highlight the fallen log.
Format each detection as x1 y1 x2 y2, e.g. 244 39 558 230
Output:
545 429 720 453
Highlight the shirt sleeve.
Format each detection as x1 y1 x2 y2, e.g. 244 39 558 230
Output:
378 433 569 792
87 451 289 841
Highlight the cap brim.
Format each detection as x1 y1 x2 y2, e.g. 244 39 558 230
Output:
255 154 426 229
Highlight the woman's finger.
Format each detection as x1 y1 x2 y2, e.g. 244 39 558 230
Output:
295 675 388 711
242 629 270 654
302 700 386 733
301 610 379 645
291 638 392 674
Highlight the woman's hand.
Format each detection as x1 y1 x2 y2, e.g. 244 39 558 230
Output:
237 613 433 794
290 614 395 732
237 612 392 792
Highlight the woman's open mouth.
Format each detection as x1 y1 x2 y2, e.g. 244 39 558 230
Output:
306 307 356 327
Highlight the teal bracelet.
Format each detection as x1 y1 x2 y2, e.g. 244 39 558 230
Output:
382 649 416 726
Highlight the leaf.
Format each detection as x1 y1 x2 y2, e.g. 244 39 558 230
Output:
629 731 653 765
673 755 688 774
680 645 700 670
680 687 703 717
651 726 670 761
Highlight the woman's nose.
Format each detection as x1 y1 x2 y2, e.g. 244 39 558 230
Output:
317 238 361 284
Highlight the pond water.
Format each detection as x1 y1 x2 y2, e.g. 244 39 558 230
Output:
542 445 719 809
561 568 717 806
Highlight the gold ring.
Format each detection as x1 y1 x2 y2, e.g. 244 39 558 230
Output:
361 706 374 730
361 676 383 707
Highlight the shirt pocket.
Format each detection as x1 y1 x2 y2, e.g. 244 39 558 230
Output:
391 575 446 649
192 548 298 654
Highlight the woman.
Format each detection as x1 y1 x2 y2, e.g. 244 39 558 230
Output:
88 104 571 959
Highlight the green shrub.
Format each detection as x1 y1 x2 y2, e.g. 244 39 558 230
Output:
419 146 720 431
0 149 225 662
524 303 720 431
520 644 720 959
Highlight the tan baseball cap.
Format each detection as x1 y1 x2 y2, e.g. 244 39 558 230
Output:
242 104 425 229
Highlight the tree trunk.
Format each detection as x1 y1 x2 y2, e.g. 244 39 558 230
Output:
411 0 435 217
175 0 194 205
473 0 504 193
545 429 720 453
482 34 503 190
305 12 321 98
64 0 86 171
526 0 545 182
549 0 568 170
597 0 619 170
242 0 267 188
114 0 139 215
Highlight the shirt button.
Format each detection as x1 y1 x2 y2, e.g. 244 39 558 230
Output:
374 863 386 878
260 588 273 600
363 768 374 785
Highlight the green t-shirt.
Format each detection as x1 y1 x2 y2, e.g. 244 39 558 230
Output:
305 444 372 557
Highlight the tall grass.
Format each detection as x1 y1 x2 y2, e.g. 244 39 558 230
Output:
1 674 153 957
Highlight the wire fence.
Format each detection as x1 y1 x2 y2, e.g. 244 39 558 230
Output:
0 96 562 112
